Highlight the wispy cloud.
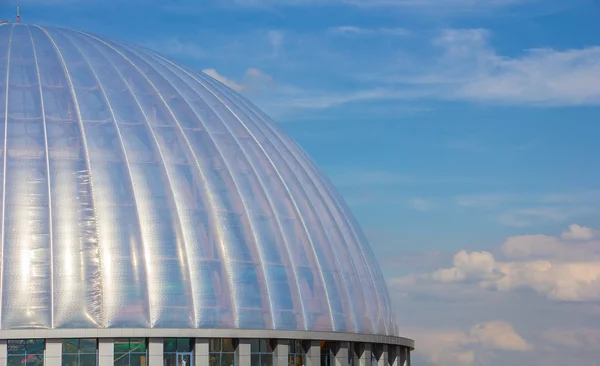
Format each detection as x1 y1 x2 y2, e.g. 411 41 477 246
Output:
410 197 434 212
178 26 600 112
327 26 411 37
455 191 600 227
203 68 274 92
328 169 416 187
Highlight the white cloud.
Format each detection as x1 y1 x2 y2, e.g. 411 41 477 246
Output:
328 26 410 37
561 223 598 241
329 169 415 187
202 68 274 92
226 0 534 12
143 38 205 60
454 191 600 227
409 321 531 366
469 321 532 351
409 197 433 211
394 224 600 302
431 250 498 283
542 328 600 349
500 225 600 260
412 28 600 106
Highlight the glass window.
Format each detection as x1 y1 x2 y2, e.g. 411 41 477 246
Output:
250 339 274 366
288 340 305 366
164 338 194 366
62 338 98 366
209 338 238 366
7 339 44 366
320 342 332 366
114 338 147 366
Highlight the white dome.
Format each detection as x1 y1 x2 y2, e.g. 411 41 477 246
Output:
0 23 397 335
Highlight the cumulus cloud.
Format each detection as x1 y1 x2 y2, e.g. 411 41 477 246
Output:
394 224 600 302
410 321 531 366
542 328 600 349
501 224 600 260
202 68 274 92
561 223 598 241
469 321 532 351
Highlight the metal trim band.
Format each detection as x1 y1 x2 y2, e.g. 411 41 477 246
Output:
0 329 415 349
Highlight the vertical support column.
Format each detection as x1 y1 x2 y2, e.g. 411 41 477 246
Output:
376 345 387 366
194 338 209 366
397 347 407 366
237 339 251 366
45 338 63 366
0 339 7 365
388 346 398 366
358 343 372 366
332 341 349 366
305 340 320 366
406 349 411 366
98 338 114 366
148 337 164 366
274 339 289 366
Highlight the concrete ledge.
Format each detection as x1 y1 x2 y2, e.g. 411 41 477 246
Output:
0 329 415 349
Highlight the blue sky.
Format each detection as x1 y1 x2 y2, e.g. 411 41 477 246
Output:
5 0 600 365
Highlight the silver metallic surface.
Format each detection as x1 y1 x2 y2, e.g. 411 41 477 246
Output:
0 22 398 336
0 329 414 349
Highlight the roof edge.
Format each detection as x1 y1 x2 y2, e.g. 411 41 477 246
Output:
0 328 414 349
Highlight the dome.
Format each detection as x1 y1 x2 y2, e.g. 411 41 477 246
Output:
0 23 397 336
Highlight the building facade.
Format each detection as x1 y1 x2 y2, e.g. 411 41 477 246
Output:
0 22 414 366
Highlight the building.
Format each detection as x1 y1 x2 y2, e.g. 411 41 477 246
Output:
0 23 414 366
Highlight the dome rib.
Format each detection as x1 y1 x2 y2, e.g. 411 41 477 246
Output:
319 170 392 334
185 71 358 332
123 46 309 330
141 62 311 330
67 30 231 328
195 72 353 332
27 25 105 329
37 24 128 328
236 101 391 335
98 36 280 330
132 47 314 329
26 24 56 329
75 30 252 328
63 26 204 329
0 23 13 330
286 140 389 334
51 27 187 328
69 30 230 328
197 77 368 334
145 50 338 332
29 25 98 329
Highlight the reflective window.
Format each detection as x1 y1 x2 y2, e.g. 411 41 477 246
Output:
250 339 274 366
114 338 147 366
62 339 98 366
209 338 237 366
164 338 194 366
348 343 359 366
288 340 305 366
320 342 332 366
7 339 44 366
